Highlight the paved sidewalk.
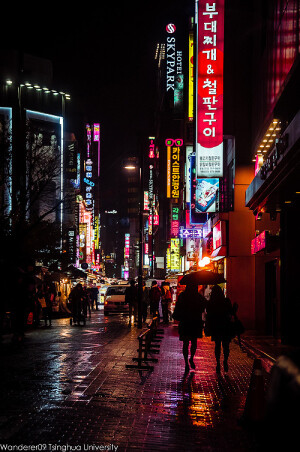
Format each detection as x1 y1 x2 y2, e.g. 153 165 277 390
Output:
0 313 263 451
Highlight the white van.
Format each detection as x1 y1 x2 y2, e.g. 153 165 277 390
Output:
104 285 130 316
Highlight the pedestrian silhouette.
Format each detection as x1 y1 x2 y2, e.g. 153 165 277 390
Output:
206 285 233 373
125 280 138 326
172 284 206 374
161 283 172 324
149 280 161 319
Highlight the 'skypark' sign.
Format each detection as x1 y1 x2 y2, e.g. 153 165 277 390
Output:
166 23 176 92
196 0 224 178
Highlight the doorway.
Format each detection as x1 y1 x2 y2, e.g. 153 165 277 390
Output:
265 259 278 337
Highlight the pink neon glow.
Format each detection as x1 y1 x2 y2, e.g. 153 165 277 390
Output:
93 123 100 142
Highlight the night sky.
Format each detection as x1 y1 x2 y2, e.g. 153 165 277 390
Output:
2 1 194 204
2 1 252 206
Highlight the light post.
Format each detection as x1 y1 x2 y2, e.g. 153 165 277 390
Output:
124 158 143 329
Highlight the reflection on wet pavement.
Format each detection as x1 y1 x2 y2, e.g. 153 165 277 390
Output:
0 312 256 450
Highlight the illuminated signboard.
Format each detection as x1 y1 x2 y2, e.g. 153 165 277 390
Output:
94 216 99 250
125 233 130 258
195 178 219 213
196 0 224 178
0 107 12 215
166 138 183 199
149 137 155 158
255 154 264 176
171 205 180 237
149 165 154 200
93 123 100 142
144 191 149 211
188 32 194 121
213 221 222 249
167 146 171 197
190 154 208 224
79 223 87 262
251 230 267 254
149 214 159 226
166 247 171 271
166 23 176 93
67 228 76 264
179 228 202 239
170 238 180 271
174 50 184 113
26 110 63 223
186 146 194 203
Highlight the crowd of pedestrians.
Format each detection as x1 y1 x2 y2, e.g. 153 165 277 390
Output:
1 259 244 376
0 256 101 343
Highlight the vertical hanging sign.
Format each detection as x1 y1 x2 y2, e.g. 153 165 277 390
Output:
196 0 224 178
188 32 194 121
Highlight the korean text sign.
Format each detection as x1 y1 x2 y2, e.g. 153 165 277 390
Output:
197 0 224 178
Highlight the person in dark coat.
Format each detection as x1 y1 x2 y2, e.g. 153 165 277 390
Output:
125 280 138 326
172 284 206 374
206 285 233 373
142 281 150 323
69 283 84 324
149 280 161 318
161 283 172 324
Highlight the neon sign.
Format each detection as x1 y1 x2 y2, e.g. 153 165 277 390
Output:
179 228 202 239
83 177 95 187
188 32 194 121
196 0 224 178
166 24 176 92
93 123 100 142
149 137 155 158
251 230 267 254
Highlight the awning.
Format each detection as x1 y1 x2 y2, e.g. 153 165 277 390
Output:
210 246 227 260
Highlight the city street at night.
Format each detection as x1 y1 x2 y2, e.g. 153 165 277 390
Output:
1 311 262 451
1 0 300 449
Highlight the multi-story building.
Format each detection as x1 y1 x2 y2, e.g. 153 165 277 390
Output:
244 0 300 344
0 50 74 267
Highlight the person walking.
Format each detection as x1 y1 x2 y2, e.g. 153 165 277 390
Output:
83 286 91 319
172 284 206 374
90 284 99 310
149 281 161 319
161 283 172 324
125 280 138 326
44 285 53 327
37 287 49 327
142 281 150 323
69 283 84 324
206 285 233 373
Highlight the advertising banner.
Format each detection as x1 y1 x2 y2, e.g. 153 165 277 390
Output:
65 141 78 180
170 238 181 271
190 154 208 224
196 0 224 177
188 32 194 121
26 110 63 222
171 147 180 199
195 178 219 212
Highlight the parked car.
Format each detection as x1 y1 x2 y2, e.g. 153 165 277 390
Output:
104 285 130 315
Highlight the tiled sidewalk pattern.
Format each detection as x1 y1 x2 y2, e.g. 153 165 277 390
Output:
0 313 258 451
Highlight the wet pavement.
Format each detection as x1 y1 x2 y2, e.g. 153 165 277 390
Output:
0 311 266 451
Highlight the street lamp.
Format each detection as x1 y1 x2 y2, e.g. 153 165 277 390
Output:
123 157 144 329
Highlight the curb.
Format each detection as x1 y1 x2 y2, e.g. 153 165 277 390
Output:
238 338 276 374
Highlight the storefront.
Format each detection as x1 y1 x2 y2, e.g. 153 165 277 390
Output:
246 111 300 344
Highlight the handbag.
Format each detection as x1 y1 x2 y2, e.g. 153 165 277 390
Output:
230 316 245 338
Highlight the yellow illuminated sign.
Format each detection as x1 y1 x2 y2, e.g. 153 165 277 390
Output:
167 146 171 198
170 238 180 271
